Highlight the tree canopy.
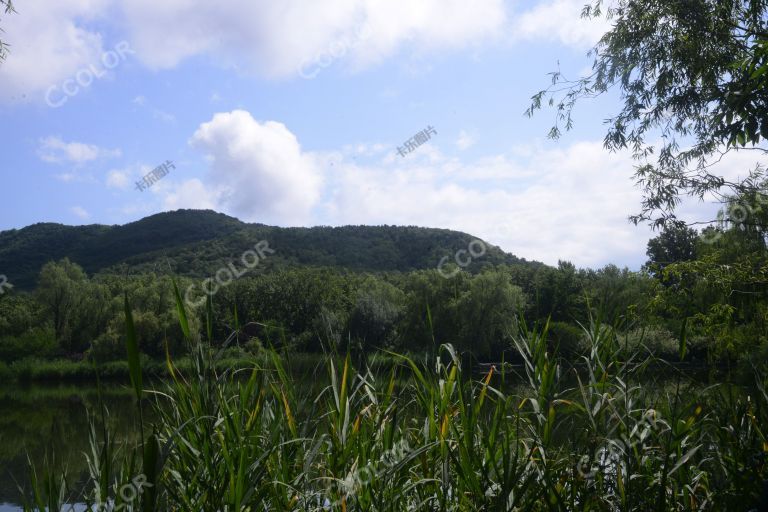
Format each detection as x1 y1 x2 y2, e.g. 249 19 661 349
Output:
528 0 768 230
0 210 524 289
0 1 13 63
645 221 698 277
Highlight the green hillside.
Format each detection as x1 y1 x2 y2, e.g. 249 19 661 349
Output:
0 209 529 289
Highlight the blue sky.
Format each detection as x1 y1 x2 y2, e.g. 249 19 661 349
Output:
0 0 738 268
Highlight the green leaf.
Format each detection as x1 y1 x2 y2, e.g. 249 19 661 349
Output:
205 286 214 343
142 432 160 512
124 292 143 402
679 317 688 361
750 62 768 79
171 278 191 340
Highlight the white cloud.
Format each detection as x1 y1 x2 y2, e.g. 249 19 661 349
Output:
0 0 112 103
153 109 176 123
511 0 609 48
320 141 768 268
341 143 388 158
145 108 757 267
70 205 90 220
659 148 768 226
130 94 176 122
0 0 603 97
121 0 507 77
320 139 652 268
456 130 476 150
149 109 651 266
163 178 218 211
106 169 131 189
187 110 324 225
54 171 98 184
38 136 121 165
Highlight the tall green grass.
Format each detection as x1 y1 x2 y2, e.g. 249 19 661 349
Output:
20 291 768 511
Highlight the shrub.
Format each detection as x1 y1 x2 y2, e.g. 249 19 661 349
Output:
89 328 124 362
0 361 10 380
349 279 405 349
548 321 585 357
618 326 680 359
0 326 57 362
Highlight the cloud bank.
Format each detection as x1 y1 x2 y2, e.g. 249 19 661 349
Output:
0 0 599 102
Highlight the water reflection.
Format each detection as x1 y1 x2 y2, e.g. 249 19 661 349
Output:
0 383 139 510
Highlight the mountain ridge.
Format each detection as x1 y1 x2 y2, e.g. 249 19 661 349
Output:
0 209 538 289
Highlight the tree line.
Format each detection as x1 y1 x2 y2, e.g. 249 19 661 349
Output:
1 196 765 368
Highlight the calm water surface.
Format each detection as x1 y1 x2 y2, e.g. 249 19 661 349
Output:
0 383 140 511
0 366 725 511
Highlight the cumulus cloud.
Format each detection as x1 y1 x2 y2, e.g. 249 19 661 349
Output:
106 169 131 189
70 205 90 220
511 0 609 48
153 110 176 123
163 178 218 211
658 148 768 226
0 0 112 103
149 108 650 267
130 94 177 123
38 136 121 165
321 141 768 268
120 0 507 77
318 139 652 268
0 0 603 97
186 110 323 225
456 130 476 150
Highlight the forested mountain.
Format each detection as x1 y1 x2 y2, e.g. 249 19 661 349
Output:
0 209 529 289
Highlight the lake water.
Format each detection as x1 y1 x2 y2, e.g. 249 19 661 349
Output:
0 366 727 511
0 383 139 511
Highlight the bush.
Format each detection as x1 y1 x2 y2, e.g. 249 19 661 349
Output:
7 356 167 381
89 328 124 362
619 326 680 360
0 326 57 362
0 361 10 380
548 321 585 357
349 279 405 349
10 358 92 381
88 309 185 362
736 334 768 372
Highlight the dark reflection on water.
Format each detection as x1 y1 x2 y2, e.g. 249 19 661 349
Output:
0 383 140 510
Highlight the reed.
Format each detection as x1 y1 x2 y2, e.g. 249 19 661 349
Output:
20 290 768 511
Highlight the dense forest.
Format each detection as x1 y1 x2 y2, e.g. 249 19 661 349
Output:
1 198 766 376
0 210 522 289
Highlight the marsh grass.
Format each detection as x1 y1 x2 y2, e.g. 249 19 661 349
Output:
19 290 768 511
